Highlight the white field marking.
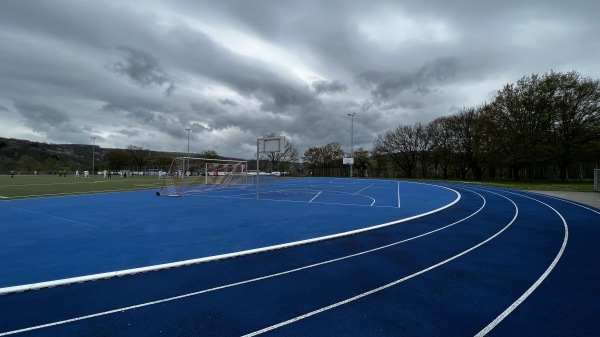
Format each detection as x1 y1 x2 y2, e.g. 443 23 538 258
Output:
242 189 516 336
15 208 98 228
6 188 161 200
473 188 569 337
2 181 111 188
0 181 460 296
397 181 401 208
196 192 382 208
308 191 322 203
0 188 482 336
353 183 375 195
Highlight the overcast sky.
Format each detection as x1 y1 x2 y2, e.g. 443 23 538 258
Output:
1 0 598 159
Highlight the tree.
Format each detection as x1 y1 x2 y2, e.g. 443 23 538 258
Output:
490 70 600 181
66 159 81 171
428 116 454 179
152 156 174 167
44 156 61 173
260 133 300 173
302 146 323 174
373 123 428 178
126 145 154 168
197 150 219 159
548 71 600 180
103 149 130 171
302 142 344 176
491 74 557 180
19 154 40 173
352 147 371 177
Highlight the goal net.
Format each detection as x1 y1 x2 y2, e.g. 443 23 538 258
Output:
158 157 249 197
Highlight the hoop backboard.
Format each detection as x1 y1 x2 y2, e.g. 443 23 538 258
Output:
343 157 354 165
258 137 284 153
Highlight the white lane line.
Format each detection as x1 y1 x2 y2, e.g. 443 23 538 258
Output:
474 189 569 337
15 208 98 228
0 187 476 336
528 192 600 215
242 188 518 336
308 191 322 203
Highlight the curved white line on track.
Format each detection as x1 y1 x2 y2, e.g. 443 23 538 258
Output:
242 188 519 336
473 188 569 337
0 186 477 336
0 182 460 295
527 191 600 215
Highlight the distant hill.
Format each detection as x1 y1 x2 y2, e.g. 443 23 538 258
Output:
0 137 245 174
0 137 108 173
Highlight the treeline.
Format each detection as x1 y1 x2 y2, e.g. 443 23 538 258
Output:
303 70 600 181
3 142 221 174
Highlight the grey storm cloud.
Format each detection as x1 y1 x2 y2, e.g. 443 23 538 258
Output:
15 102 79 134
219 99 238 107
356 57 462 101
111 46 177 96
312 80 348 95
0 0 598 158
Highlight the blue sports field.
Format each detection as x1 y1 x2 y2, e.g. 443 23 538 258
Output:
0 178 598 336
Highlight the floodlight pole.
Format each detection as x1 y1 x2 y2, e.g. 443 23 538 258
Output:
348 113 356 177
184 128 191 196
90 136 96 176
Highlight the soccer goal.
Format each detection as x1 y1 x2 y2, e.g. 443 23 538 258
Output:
158 157 249 197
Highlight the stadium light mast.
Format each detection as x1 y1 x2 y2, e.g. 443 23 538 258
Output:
347 113 356 177
90 136 96 176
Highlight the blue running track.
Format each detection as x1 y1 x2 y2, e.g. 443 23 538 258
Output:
0 178 598 336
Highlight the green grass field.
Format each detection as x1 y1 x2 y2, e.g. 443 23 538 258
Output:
0 174 165 200
1 174 596 200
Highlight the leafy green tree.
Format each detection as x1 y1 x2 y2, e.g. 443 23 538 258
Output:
103 149 130 171
126 145 154 168
548 71 600 180
19 154 40 173
197 150 219 159
66 159 81 171
44 156 61 173
302 142 344 176
152 156 174 166
352 147 370 177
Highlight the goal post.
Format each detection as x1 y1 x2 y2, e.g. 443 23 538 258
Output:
157 157 249 197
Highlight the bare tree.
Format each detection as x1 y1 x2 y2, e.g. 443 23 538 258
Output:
260 133 299 172
428 116 454 179
373 123 428 178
